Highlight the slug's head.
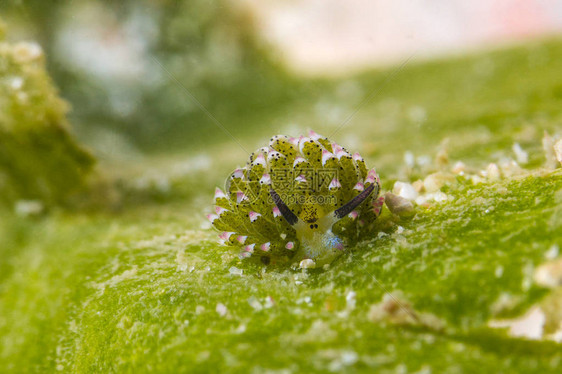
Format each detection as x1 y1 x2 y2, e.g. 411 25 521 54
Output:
270 183 375 265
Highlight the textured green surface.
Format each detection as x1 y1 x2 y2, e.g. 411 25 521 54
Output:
0 36 94 207
1 38 562 373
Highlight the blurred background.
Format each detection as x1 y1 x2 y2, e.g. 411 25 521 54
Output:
1 0 562 192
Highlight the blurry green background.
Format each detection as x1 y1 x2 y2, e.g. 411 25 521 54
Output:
2 0 310 156
2 0 561 174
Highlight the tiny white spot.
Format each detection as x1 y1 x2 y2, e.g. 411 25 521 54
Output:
229 266 243 276
346 291 357 310
545 244 559 260
247 296 263 311
264 296 274 308
9 76 24 90
299 259 316 269
512 142 529 164
216 303 227 317
495 265 504 278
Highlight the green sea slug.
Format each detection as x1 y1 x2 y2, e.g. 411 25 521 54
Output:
208 131 383 267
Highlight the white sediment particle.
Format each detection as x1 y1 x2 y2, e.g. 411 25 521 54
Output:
555 139 562 166
247 296 263 311
534 258 562 288
490 292 520 315
495 265 504 278
542 131 559 169
485 163 501 181
195 305 205 315
512 143 528 164
216 303 227 317
404 151 415 168
471 175 484 185
326 349 359 371
415 191 450 205
489 306 545 340
9 76 24 90
511 143 529 164
416 155 432 167
13 42 43 63
346 291 357 310
229 266 243 276
299 259 316 269
264 296 274 308
14 200 43 217
451 161 466 174
423 175 441 192
340 350 359 366
234 324 246 334
432 191 449 203
435 141 449 167
499 158 523 177
423 173 444 192
412 180 424 193
368 293 445 331
393 181 418 200
545 244 559 260
296 296 312 305
385 193 415 216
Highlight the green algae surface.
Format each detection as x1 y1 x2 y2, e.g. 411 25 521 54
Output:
0 37 94 207
1 39 562 373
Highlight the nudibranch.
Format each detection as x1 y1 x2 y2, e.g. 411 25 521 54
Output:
208 131 384 267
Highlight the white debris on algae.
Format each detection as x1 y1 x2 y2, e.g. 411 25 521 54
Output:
545 245 559 260
555 139 562 166
384 192 415 217
247 296 263 311
490 258 562 343
484 163 501 181
216 303 228 317
451 161 466 174
299 259 316 269
542 131 559 169
14 200 44 217
512 142 529 165
345 290 357 310
392 181 418 200
423 173 445 193
368 292 445 331
534 257 562 289
489 306 545 340
229 266 243 276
